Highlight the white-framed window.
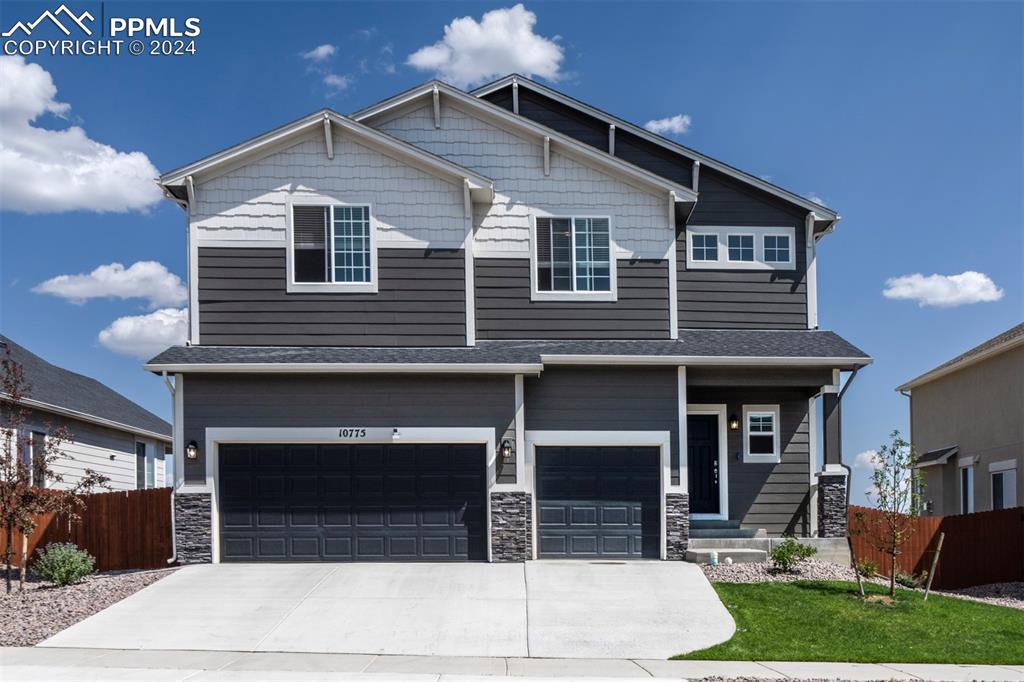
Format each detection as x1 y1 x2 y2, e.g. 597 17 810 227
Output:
727 234 755 262
742 404 781 463
20 430 47 488
959 459 974 514
990 460 1017 511
531 214 616 301
136 441 147 490
286 201 378 293
686 226 796 271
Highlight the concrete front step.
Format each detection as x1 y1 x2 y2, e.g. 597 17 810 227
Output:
689 527 766 539
684 548 768 564
689 538 771 551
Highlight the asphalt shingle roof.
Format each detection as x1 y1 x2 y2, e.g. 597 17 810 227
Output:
146 330 870 367
1 335 171 438
918 445 959 465
900 322 1024 390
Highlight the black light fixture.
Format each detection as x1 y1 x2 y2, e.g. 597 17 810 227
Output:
500 439 513 462
728 414 740 431
185 440 199 460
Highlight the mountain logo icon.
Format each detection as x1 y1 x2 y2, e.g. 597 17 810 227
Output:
2 4 95 37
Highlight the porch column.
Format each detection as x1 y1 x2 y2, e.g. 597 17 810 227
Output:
490 374 532 561
665 366 690 560
818 391 848 537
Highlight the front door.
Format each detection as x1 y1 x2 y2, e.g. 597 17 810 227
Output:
688 414 720 515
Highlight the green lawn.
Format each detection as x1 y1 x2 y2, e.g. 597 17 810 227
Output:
676 580 1024 664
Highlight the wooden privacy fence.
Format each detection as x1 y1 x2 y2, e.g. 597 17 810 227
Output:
0 487 173 572
849 505 1024 589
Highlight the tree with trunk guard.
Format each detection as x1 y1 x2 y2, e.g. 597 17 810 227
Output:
0 347 108 594
853 430 925 598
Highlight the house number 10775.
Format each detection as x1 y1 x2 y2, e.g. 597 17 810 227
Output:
339 428 367 438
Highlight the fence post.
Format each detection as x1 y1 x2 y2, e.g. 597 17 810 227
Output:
923 532 945 600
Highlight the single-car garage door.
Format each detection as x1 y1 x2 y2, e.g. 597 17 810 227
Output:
218 443 486 562
536 446 660 559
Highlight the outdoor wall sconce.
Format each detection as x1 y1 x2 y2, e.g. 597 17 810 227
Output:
185 441 199 460
728 414 740 431
501 439 513 462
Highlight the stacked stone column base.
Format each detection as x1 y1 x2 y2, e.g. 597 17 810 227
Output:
174 493 213 564
818 473 848 538
665 493 690 560
490 491 532 561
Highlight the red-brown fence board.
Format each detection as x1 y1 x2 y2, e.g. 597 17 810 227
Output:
0 488 173 572
849 505 1024 589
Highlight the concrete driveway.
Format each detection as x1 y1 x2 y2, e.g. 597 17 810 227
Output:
41 561 734 659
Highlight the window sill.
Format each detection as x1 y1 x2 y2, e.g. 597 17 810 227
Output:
287 281 379 294
530 290 617 303
687 260 796 271
743 453 781 464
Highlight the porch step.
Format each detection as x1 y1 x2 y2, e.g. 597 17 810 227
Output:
685 548 768 564
689 527 766 539
689 538 771 551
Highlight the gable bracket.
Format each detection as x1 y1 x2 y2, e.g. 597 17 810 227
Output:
323 115 334 160
692 160 700 192
543 136 550 176
512 77 519 114
609 124 616 155
432 85 441 129
185 175 196 205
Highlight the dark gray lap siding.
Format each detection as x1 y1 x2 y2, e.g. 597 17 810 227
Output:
181 374 515 485
475 259 670 340
524 367 680 484
198 247 466 346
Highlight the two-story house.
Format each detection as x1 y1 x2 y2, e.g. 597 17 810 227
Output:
899 323 1022 516
147 76 870 564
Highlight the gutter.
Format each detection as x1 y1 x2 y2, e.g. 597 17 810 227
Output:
161 371 177 566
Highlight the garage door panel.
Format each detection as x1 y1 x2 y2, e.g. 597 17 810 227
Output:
219 443 486 562
537 446 659 560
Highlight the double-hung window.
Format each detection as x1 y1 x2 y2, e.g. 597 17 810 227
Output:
990 460 1017 511
289 203 376 292
535 216 613 298
743 405 781 463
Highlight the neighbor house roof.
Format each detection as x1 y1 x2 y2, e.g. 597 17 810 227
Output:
471 74 839 230
897 322 1024 392
1 336 171 440
145 330 871 373
914 445 959 468
350 79 699 205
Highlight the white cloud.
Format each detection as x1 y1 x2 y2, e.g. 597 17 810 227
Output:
98 308 187 359
643 114 692 136
883 271 1004 308
302 44 336 62
407 4 563 88
0 56 161 213
33 261 187 309
854 449 880 470
323 73 351 91
807 193 826 205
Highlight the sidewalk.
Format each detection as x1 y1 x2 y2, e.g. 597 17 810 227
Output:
2 648 1022 681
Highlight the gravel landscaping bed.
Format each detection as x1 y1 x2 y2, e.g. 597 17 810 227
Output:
0 568 175 646
701 559 1024 610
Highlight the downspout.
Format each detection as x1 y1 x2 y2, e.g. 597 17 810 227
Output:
161 371 178 565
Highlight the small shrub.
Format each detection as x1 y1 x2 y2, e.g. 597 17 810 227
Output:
895 570 927 589
770 537 817 572
31 543 95 586
857 558 879 578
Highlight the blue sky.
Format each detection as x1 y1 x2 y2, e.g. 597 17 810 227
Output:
1 1 1021 505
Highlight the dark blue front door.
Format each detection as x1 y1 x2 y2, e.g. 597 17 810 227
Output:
688 414 720 514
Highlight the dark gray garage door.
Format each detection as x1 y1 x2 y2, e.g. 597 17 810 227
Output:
536 446 660 559
218 443 486 561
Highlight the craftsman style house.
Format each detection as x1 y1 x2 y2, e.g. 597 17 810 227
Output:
148 76 870 563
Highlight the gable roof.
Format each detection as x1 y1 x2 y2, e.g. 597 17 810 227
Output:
914 445 959 468
351 80 698 205
1 336 170 440
898 322 1024 392
472 74 839 231
158 109 494 199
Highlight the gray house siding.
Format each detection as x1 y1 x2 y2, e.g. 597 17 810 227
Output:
474 259 671 340
181 374 516 485
687 386 814 536
198 247 467 346
524 367 680 484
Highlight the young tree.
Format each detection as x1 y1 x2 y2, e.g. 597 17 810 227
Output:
854 430 925 597
1 347 108 593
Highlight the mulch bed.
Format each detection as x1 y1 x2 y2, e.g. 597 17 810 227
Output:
0 568 176 646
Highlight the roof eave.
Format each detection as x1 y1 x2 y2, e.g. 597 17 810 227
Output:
897 333 1024 392
6 395 171 442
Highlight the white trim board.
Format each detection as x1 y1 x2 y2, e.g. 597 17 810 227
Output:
685 226 797 271
686 404 729 521
144 362 544 374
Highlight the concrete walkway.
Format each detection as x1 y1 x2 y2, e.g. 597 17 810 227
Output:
40 562 734 659
3 648 1023 680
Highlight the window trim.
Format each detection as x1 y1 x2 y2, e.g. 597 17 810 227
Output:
686 226 797 271
958 459 974 514
135 440 147 490
742 404 781 464
989 460 1017 511
688 230 720 263
529 212 618 302
285 198 379 294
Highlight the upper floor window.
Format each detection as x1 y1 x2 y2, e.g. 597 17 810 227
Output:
686 226 796 271
533 215 616 301
288 202 377 293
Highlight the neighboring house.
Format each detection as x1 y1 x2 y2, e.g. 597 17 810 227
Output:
899 323 1023 516
148 75 870 564
1 335 172 491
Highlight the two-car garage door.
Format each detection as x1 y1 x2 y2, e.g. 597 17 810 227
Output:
218 443 486 562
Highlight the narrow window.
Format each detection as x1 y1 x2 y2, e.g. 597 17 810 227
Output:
145 448 155 488
691 233 718 262
136 441 146 490
991 468 1017 510
993 472 1005 510
960 465 974 514
30 431 46 488
536 216 610 293
728 234 754 262
764 235 790 263
291 205 372 285
747 413 776 455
